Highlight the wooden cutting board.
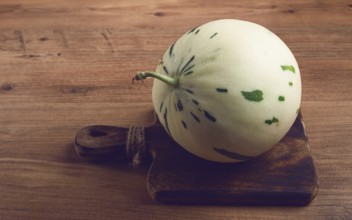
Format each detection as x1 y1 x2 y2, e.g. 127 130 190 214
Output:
75 113 318 206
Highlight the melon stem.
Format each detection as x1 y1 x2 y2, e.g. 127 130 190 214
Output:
134 71 178 87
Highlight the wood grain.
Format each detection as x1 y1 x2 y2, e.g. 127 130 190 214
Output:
0 0 351 219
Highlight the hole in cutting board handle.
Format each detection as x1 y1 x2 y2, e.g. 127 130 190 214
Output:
89 129 108 137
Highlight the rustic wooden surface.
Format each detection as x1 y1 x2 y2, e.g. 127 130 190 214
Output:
0 0 351 219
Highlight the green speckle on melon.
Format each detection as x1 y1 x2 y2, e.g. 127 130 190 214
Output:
210 32 218 39
265 117 279 125
216 88 228 93
241 90 264 102
281 65 295 73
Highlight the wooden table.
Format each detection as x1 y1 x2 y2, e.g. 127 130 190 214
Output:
1 0 351 219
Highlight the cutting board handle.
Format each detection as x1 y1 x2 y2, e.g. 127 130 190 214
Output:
74 123 162 166
75 125 129 159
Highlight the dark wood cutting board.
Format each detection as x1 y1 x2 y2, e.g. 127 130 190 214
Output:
75 113 318 206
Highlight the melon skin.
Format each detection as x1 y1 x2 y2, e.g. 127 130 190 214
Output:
152 19 301 163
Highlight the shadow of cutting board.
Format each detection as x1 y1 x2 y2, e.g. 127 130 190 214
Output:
75 113 318 206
